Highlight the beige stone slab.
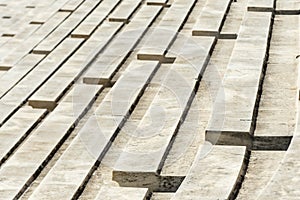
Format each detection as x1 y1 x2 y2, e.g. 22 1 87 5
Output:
113 37 215 185
276 0 300 14
0 37 9 47
28 76 74 110
33 0 100 54
173 145 247 199
59 0 84 12
25 61 158 199
0 54 44 98
137 0 195 60
2 38 83 107
221 0 249 35
0 84 101 200
109 0 141 22
83 6 162 84
248 0 274 12
95 186 149 200
0 106 46 164
206 12 272 138
257 106 300 199
71 0 120 38
192 0 231 36
236 151 286 200
254 15 299 141
0 12 70 68
0 102 16 126
29 0 70 24
0 24 40 59
29 22 122 111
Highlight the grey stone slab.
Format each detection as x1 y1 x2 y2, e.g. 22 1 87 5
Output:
0 106 46 164
33 0 100 54
95 187 149 200
25 61 158 199
71 0 121 38
0 12 70 68
109 0 142 22
172 145 247 199
192 0 232 36
248 0 274 12
0 84 101 200
83 5 162 84
137 0 195 60
206 12 272 139
2 38 83 106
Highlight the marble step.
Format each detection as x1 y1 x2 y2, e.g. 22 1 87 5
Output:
112 37 215 191
172 145 248 199
28 22 122 111
71 0 121 38
220 0 249 37
257 103 300 198
83 5 162 85
1 38 83 106
206 12 273 146
192 0 232 36
276 0 300 14
0 106 46 165
95 187 149 200
137 0 196 62
29 0 70 24
109 0 142 23
59 0 85 12
0 12 70 68
247 0 274 12
0 38 83 127
0 24 41 61
0 54 45 98
26 60 159 199
32 0 101 54
0 84 102 199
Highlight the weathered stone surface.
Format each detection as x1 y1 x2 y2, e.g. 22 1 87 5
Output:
71 0 120 38
137 0 195 61
0 85 101 199
109 0 141 23
113 38 214 188
0 107 46 164
26 61 158 199
84 5 162 84
32 0 100 54
173 145 248 200
206 12 272 142
95 186 149 200
248 0 274 12
0 12 70 68
192 0 231 36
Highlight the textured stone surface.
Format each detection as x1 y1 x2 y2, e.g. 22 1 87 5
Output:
192 0 231 36
0 0 299 199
